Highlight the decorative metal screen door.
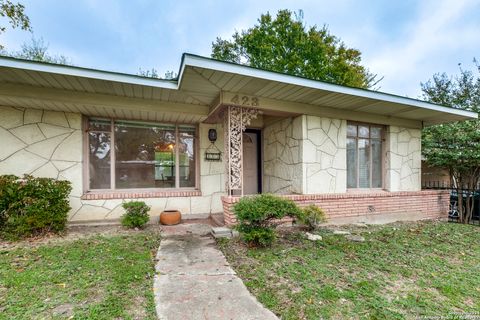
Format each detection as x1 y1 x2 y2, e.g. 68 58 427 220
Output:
223 105 258 195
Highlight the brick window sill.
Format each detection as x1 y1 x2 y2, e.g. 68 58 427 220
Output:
81 190 202 200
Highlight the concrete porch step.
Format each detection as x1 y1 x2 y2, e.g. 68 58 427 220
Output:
210 212 225 227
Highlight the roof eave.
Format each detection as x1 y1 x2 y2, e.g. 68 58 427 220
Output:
181 53 478 121
0 55 178 89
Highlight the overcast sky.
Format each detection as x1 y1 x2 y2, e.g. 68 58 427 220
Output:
1 0 479 98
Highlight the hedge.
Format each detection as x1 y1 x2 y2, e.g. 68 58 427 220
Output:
0 174 72 240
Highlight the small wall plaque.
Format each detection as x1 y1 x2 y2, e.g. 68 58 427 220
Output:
205 143 222 162
205 152 221 161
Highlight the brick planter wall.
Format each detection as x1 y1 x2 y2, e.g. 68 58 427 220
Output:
222 190 450 226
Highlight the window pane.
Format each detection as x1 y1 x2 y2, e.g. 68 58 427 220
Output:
89 119 111 132
115 121 176 189
89 132 111 189
347 125 357 137
347 138 357 188
179 127 196 187
358 139 370 188
371 127 382 138
358 125 369 138
372 139 382 188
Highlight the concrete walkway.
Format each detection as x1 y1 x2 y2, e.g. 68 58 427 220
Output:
154 224 278 320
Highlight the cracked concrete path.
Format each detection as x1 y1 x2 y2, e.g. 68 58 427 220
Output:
153 225 278 320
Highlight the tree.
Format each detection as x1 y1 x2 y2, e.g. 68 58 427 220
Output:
0 0 31 49
421 60 480 223
211 9 379 88
137 68 177 79
138 67 160 78
6 37 72 64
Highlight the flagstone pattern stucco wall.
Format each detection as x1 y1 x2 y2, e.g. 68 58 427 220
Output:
263 115 347 194
0 106 85 219
303 115 347 194
0 106 226 221
263 116 304 194
385 126 422 192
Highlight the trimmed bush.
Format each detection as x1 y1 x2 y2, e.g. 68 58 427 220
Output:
297 204 327 230
0 174 72 240
238 225 276 247
234 194 301 247
121 201 150 229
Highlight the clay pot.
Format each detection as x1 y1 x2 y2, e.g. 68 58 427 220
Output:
160 210 181 225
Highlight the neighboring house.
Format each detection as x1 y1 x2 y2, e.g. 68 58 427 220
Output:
0 54 476 225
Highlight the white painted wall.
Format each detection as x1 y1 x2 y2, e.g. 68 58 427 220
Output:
0 106 226 221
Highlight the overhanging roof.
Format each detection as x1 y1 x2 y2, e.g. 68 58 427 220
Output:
0 53 476 126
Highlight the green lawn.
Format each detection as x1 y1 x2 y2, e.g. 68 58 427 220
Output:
0 231 161 320
219 221 480 319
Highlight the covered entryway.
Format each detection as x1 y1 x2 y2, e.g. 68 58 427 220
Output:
243 129 261 194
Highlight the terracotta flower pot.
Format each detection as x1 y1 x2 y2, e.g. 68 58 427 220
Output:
160 210 181 225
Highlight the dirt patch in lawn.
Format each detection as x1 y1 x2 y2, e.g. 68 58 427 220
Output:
0 224 161 251
126 295 148 320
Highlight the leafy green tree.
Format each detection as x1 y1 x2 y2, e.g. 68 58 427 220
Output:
0 0 31 49
211 9 379 88
421 60 480 223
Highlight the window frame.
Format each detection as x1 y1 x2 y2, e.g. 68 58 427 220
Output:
83 116 199 193
346 121 385 190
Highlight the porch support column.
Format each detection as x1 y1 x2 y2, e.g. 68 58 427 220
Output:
223 105 258 196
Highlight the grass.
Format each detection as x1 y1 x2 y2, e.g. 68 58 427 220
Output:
218 221 480 319
0 231 161 320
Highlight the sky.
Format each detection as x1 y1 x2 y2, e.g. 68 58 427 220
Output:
1 0 479 98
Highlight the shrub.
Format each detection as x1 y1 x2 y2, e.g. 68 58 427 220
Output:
238 225 276 247
121 201 150 229
234 194 301 247
296 204 327 230
0 174 72 240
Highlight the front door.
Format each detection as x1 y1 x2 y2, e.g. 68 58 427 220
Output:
243 130 261 194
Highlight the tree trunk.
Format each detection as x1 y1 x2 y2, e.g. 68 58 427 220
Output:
455 173 465 223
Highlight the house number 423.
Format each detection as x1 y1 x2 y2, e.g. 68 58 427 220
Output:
230 95 259 107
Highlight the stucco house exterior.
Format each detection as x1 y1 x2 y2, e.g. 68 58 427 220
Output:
0 54 476 225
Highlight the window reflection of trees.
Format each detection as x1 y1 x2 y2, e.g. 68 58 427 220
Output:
88 119 196 190
88 132 111 189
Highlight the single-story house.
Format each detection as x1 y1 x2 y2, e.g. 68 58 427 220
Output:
0 53 476 225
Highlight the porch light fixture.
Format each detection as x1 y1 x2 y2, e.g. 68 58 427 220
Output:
205 128 221 161
208 128 217 143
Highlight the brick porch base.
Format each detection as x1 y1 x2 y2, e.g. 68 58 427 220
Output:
221 190 450 226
